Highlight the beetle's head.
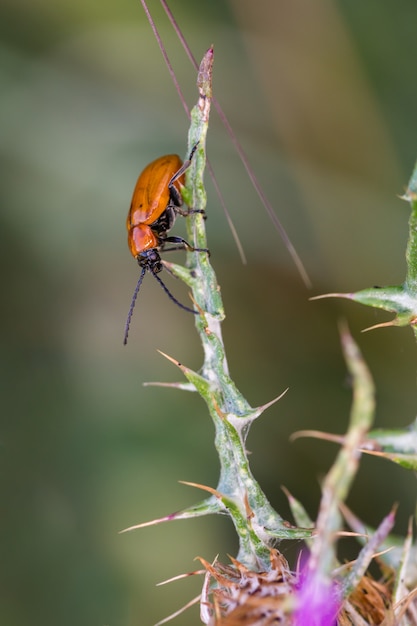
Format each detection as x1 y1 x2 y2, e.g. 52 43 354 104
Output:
138 249 162 273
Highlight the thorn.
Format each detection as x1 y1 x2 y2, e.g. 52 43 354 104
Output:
310 292 349 301
143 381 196 391
179 480 223 499
156 349 191 374
361 319 397 332
256 388 289 413
290 430 345 444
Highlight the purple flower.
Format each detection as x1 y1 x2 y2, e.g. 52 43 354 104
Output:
294 569 341 626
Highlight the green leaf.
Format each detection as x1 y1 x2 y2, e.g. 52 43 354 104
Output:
311 160 417 339
360 417 417 469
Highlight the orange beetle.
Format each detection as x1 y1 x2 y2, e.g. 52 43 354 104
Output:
124 145 207 344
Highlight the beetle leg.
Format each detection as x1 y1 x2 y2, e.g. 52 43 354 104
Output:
162 236 210 255
167 188 205 217
168 142 199 189
168 184 183 208
168 143 207 219
150 206 176 235
170 203 206 218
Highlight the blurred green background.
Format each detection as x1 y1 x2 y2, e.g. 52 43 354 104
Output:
1 1 417 624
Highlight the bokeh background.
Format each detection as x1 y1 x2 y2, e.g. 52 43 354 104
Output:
1 1 417 624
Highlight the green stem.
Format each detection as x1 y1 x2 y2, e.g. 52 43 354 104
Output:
165 47 311 571
405 160 417 299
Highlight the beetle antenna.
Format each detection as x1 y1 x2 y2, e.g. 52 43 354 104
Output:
124 266 147 345
151 271 198 315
